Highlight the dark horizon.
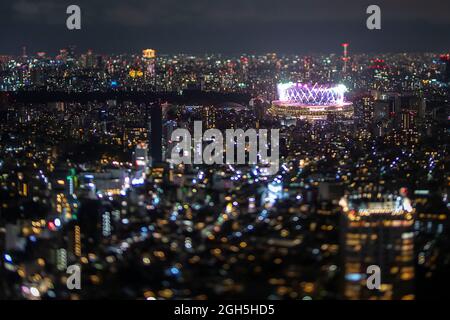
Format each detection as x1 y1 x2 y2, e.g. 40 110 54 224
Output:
1 0 450 55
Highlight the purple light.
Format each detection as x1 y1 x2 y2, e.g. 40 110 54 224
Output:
277 83 348 106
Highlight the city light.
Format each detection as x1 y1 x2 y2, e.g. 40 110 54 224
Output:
270 82 353 120
277 83 348 106
0 43 449 304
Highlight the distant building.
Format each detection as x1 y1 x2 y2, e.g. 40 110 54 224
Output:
202 106 217 129
354 95 375 126
149 103 163 164
440 54 450 83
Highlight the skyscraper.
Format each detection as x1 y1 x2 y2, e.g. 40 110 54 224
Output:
202 105 217 129
339 190 415 300
354 95 375 126
440 54 450 83
149 103 163 164
342 43 350 74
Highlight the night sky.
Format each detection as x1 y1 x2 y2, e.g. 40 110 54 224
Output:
1 0 449 55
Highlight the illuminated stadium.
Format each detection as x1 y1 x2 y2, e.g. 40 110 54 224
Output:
269 83 353 121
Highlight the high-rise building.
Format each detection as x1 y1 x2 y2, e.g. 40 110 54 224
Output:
354 95 375 126
250 98 268 128
149 103 163 164
341 43 350 74
67 45 76 61
413 189 450 299
162 120 178 161
85 49 96 69
339 189 415 300
202 105 217 129
440 54 450 83
400 110 417 131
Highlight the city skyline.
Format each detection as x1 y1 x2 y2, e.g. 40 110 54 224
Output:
1 48 449 301
1 1 450 306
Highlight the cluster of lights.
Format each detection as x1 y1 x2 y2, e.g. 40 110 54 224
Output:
277 83 348 106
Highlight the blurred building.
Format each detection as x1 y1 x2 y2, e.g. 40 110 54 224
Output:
339 190 415 300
